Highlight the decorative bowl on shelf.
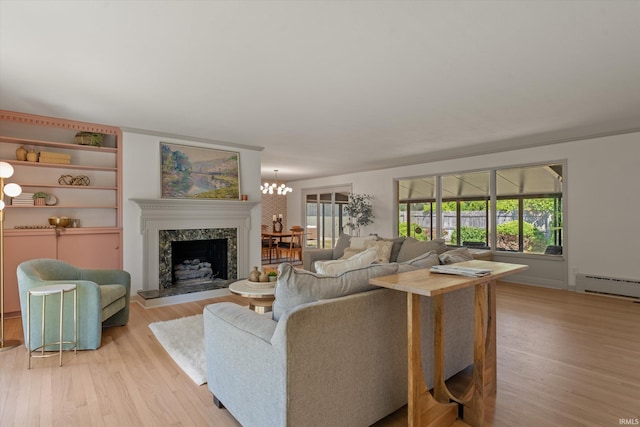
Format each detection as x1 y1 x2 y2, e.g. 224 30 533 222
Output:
45 194 58 206
48 216 71 227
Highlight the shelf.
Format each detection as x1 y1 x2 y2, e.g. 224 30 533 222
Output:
6 205 117 209
5 227 122 236
18 183 117 190
1 110 122 227
1 158 116 172
0 135 117 153
1 110 123 306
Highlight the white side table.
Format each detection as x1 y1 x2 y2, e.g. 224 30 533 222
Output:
229 279 276 314
27 284 77 368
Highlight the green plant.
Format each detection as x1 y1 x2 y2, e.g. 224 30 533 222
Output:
450 226 487 245
268 271 277 277
32 192 48 199
75 132 104 147
398 222 429 241
343 193 374 236
496 220 546 252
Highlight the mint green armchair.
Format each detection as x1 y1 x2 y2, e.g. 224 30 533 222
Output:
17 259 131 350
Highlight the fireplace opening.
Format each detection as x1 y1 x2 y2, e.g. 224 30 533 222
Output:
171 239 228 287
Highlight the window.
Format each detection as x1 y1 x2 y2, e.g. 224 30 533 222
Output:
397 162 563 255
496 164 563 254
441 171 490 247
398 177 435 241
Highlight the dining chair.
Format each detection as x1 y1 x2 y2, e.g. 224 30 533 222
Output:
262 237 277 263
277 228 304 264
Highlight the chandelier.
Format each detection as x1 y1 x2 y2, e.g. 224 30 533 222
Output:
261 169 292 195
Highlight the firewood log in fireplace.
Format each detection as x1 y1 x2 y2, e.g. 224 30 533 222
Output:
173 259 215 282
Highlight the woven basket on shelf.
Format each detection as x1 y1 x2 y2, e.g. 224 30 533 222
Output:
75 132 104 147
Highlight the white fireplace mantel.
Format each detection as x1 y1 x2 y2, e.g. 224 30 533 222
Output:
131 198 259 290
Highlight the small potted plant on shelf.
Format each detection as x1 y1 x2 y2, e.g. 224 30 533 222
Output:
75 132 104 147
268 271 278 282
32 192 48 206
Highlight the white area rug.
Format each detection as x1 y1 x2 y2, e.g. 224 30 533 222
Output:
149 314 207 385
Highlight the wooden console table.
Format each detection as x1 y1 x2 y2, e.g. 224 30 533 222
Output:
370 260 528 426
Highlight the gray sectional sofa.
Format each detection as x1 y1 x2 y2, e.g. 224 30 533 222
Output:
303 234 452 273
203 240 476 427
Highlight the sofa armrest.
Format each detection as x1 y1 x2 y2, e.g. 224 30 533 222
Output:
204 302 277 343
203 302 284 426
301 248 334 272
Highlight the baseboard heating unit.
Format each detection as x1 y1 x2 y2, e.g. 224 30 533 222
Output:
576 273 640 299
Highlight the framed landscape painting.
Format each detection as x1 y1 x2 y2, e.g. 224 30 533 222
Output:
161 142 240 200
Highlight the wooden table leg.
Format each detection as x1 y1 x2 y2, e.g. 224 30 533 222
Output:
463 283 488 426
485 280 497 396
433 293 449 403
407 293 458 427
269 239 274 263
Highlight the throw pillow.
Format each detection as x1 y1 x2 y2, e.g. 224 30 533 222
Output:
396 237 448 262
272 262 400 321
364 239 394 263
349 235 377 249
382 236 406 262
401 250 440 269
315 247 378 275
340 247 364 259
439 248 474 264
333 233 352 259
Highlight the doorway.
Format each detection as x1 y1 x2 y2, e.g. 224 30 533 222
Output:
304 186 351 249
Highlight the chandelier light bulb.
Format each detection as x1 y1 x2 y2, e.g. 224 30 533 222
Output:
0 200 4 210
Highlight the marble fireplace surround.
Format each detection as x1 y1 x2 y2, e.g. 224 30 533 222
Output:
131 199 258 292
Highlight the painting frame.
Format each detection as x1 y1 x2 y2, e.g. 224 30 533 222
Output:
160 142 241 200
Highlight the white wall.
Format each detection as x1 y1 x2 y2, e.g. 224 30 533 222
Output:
287 131 640 291
121 131 262 295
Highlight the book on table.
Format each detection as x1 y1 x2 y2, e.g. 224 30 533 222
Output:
429 265 492 277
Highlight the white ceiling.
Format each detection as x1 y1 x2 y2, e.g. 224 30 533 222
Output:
1 1 639 182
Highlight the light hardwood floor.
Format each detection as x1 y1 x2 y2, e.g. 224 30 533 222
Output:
1 283 639 426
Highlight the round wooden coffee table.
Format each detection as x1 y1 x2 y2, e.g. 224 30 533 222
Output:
229 279 276 314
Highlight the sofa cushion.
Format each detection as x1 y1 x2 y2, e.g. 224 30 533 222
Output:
439 248 474 264
396 237 447 262
315 247 378 275
273 262 399 321
100 284 127 309
339 235 379 260
382 236 406 262
349 235 377 249
402 250 440 269
333 233 352 259
339 247 364 259
99 284 127 322
364 239 394 263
